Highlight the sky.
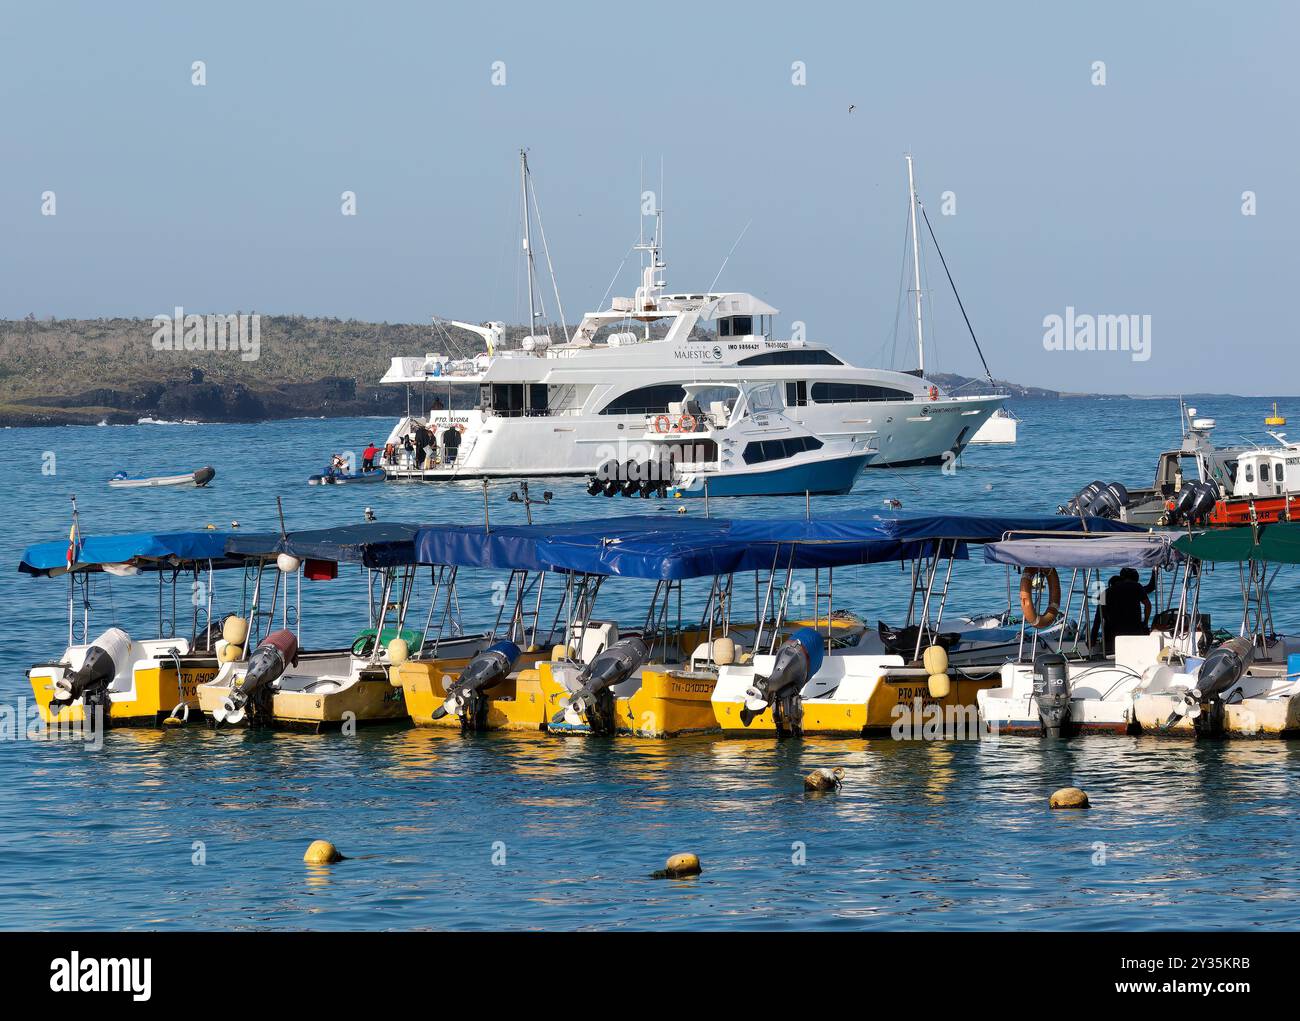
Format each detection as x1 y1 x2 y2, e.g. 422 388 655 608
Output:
1 0 1296 394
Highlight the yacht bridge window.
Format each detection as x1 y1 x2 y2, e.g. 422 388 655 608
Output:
738 349 842 367
718 315 754 337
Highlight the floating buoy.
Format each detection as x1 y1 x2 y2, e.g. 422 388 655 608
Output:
927 672 951 698
1049 787 1090 810
652 852 701 879
1266 402 1286 427
676 506 687 513
303 839 345 864
804 767 845 791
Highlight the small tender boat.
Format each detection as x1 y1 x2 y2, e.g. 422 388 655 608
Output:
969 406 1019 445
586 381 875 499
307 467 386 485
108 466 215 488
20 525 258 727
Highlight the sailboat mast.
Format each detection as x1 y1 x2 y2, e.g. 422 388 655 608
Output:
521 148 538 336
905 153 925 374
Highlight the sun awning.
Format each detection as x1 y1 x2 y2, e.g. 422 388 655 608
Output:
19 530 255 577
1173 522 1300 564
984 534 1183 569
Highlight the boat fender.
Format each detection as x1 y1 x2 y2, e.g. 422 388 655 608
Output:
218 643 243 663
277 553 301 574
1019 568 1061 628
387 638 409 665
222 615 249 645
927 673 951 698
712 637 736 666
921 644 949 675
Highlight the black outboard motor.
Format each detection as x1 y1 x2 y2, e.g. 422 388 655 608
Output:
1166 483 1199 526
432 640 520 730
1185 480 1219 525
1060 480 1104 516
740 628 825 738
1174 635 1252 732
51 627 132 714
1031 652 1072 738
213 629 299 725
552 636 649 735
1084 482 1129 520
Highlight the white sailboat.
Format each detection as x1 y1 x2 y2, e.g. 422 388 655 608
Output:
377 154 1005 480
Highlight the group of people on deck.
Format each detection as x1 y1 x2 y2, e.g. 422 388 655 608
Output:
382 422 463 471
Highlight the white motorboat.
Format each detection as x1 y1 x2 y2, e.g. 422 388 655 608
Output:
970 406 1019 445
377 153 1005 480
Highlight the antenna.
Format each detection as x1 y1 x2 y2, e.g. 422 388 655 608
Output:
709 219 753 293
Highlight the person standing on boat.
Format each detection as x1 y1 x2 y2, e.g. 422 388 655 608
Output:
362 442 379 472
1093 569 1153 653
442 423 461 465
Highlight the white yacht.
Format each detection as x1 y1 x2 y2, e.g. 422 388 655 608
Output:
378 154 1005 480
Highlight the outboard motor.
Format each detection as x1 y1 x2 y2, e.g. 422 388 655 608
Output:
1084 482 1129 520
213 629 299 725
1166 483 1199 526
51 627 132 714
552 636 649 735
1185 480 1219 526
432 640 520 730
587 459 618 496
1174 636 1252 728
740 628 825 738
1031 652 1072 738
1060 480 1104 515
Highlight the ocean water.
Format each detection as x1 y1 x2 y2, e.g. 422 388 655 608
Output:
3 396 1300 931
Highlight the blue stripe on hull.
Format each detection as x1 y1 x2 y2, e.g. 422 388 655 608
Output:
676 453 870 498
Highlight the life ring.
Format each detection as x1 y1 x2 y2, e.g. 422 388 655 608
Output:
928 385 939 401
1019 567 1061 628
654 414 672 433
677 413 697 433
453 423 466 434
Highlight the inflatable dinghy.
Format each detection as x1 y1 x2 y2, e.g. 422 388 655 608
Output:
108 466 216 488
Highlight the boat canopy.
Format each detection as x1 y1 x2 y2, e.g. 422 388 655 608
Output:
1173 522 1300 565
19 530 251 577
225 523 423 568
984 534 1183 570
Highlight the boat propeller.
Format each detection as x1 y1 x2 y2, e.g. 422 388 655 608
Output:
51 627 132 712
550 636 649 734
431 640 520 729
739 628 824 738
212 629 298 725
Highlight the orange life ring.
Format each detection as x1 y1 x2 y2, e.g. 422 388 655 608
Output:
677 413 697 433
1019 567 1061 628
654 414 672 434
454 423 466 434
928 385 939 401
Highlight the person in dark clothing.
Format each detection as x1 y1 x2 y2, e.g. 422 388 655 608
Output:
413 425 432 469
1094 569 1153 654
442 424 462 465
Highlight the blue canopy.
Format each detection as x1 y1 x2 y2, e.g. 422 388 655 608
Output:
19 530 252 577
225 522 423 568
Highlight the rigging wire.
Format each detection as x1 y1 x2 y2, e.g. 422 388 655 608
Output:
920 204 994 383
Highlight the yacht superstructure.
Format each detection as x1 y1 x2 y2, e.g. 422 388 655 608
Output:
378 154 1004 480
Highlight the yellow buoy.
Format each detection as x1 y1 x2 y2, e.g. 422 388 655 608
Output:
927 672 951 699
218 643 243 663
922 644 949 675
223 616 249 645
303 839 345 864
804 767 845 791
1049 787 1090 810
661 852 701 878
1266 401 1286 427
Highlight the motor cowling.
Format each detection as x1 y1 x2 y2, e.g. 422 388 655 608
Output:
1193 636 1252 703
1185 480 1219 525
1060 480 1104 515
1031 652 1071 738
52 627 132 707
1084 482 1129 520
740 628 825 736
215 629 298 724
432 640 520 725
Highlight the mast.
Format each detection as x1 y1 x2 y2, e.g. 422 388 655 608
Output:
905 153 925 374
520 148 539 337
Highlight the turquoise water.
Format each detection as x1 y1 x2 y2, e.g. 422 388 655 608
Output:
4 397 1300 930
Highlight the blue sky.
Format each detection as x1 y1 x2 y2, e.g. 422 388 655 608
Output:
1 0 1295 393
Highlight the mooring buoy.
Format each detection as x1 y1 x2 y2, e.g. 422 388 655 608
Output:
652 852 701 879
1049 787 1090 810
303 839 345 863
804 767 845 791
